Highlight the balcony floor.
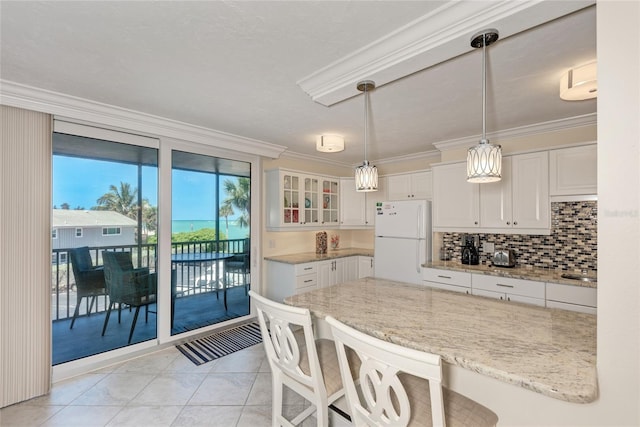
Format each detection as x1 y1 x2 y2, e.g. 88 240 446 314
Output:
53 286 250 365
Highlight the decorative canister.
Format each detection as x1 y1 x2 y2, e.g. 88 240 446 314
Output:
316 231 328 254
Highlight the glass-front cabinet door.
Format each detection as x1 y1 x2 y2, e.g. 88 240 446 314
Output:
303 175 320 225
322 179 339 225
282 172 301 225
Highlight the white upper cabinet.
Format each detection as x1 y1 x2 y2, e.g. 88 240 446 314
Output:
321 178 340 226
549 144 597 197
266 169 339 229
511 151 550 230
432 162 480 229
479 156 513 228
339 178 366 226
433 151 550 234
387 171 432 200
364 176 387 226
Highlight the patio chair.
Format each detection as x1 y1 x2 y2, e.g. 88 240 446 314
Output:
68 246 107 329
225 252 250 295
101 251 157 344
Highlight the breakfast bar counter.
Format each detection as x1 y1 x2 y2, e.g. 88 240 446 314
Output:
284 277 597 404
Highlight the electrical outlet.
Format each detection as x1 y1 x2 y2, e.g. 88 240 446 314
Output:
268 239 276 249
483 242 495 253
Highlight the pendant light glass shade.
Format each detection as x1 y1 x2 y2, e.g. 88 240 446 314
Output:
467 140 502 183
467 29 502 183
355 80 378 192
355 160 378 191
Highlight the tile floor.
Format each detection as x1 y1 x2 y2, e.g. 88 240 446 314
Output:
0 344 350 426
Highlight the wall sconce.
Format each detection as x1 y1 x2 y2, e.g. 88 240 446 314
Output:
560 61 597 101
316 135 344 152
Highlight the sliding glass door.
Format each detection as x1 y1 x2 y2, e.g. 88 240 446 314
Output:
51 124 256 366
52 130 158 364
170 150 251 335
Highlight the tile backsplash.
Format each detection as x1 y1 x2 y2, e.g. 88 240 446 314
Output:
441 201 597 271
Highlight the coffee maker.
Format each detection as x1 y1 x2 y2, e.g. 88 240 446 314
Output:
461 234 480 265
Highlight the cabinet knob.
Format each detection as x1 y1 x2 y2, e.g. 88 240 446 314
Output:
506 221 510 225
513 221 518 225
474 221 478 225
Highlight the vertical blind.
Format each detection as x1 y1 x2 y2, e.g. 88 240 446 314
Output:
0 105 52 407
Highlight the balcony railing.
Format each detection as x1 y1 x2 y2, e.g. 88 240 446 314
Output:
51 238 249 321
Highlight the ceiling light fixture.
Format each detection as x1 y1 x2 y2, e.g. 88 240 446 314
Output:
316 134 345 152
560 61 597 101
467 29 502 184
355 80 378 192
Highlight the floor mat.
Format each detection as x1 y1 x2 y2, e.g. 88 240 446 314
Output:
175 322 262 365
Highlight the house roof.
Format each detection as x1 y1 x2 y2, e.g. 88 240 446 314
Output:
52 209 137 228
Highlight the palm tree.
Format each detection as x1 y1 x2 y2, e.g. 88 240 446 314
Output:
219 203 235 237
93 182 138 219
222 177 250 228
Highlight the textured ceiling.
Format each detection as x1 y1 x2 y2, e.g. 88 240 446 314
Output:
0 1 596 164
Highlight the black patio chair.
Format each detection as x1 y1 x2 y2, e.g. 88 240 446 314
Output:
68 247 107 329
101 251 157 344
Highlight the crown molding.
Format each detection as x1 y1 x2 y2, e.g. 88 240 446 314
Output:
280 150 353 168
369 149 441 167
0 80 287 159
433 113 597 152
297 0 594 106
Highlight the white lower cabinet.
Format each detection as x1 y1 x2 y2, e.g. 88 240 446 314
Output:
358 256 374 278
319 257 359 288
546 282 597 314
422 268 471 294
420 268 596 312
266 256 363 301
265 261 318 302
471 274 546 307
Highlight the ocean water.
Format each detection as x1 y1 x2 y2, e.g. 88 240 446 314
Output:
172 220 249 239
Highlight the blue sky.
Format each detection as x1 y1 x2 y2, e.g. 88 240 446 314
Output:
53 156 238 221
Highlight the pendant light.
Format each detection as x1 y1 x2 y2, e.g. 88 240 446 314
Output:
467 29 502 183
355 80 378 192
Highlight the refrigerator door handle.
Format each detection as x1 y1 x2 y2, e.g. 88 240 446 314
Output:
415 239 420 273
417 205 422 239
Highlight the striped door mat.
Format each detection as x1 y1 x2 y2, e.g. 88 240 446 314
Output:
176 322 262 365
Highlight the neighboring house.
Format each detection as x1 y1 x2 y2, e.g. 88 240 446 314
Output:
52 209 137 252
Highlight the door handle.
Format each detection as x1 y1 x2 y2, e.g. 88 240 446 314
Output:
496 283 514 288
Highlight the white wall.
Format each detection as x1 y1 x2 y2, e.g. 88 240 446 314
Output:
595 1 640 424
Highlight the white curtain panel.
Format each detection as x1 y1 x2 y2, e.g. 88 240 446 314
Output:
0 105 52 408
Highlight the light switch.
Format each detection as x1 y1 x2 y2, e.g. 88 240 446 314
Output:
269 239 276 249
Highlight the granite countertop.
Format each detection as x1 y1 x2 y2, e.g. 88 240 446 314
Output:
285 277 597 404
424 260 597 288
264 248 374 264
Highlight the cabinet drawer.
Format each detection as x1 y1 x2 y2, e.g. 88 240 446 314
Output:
424 281 470 294
422 268 472 287
295 263 317 276
295 273 317 290
472 274 545 299
471 288 545 306
546 282 597 307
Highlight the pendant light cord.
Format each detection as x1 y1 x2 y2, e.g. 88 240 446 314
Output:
481 33 487 143
364 84 369 162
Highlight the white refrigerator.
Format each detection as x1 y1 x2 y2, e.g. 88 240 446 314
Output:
374 200 431 285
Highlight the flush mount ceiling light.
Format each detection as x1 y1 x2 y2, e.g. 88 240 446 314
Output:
467 29 502 184
316 134 345 152
355 80 378 192
560 61 597 101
